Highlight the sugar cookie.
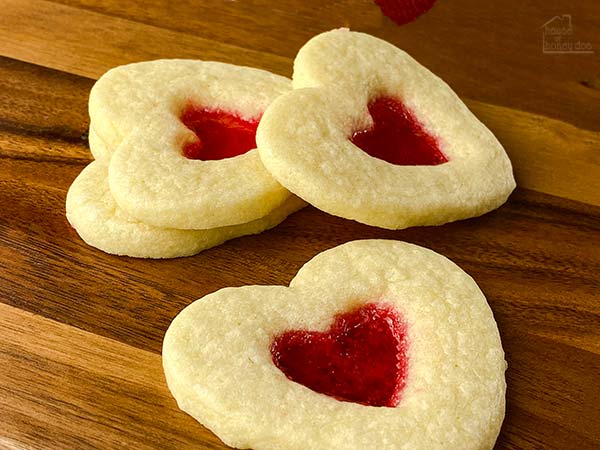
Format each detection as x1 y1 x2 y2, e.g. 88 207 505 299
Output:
89 59 293 229
163 240 506 449
257 29 516 229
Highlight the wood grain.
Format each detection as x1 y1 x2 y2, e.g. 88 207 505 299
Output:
1 0 599 449
469 100 600 207
1 0 292 79
0 303 223 449
0 57 92 163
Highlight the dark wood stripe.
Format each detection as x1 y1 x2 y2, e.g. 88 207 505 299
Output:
0 119 89 146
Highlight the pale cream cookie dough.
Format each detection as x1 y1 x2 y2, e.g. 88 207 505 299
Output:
89 59 290 162
66 162 305 259
89 59 293 229
163 240 506 450
257 29 516 229
87 126 110 162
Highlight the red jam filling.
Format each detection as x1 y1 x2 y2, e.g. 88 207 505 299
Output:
180 105 259 160
350 96 447 166
270 303 408 407
373 0 437 26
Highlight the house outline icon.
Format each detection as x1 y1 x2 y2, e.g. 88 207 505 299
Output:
540 14 573 35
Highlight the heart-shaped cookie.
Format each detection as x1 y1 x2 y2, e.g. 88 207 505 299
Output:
163 240 506 449
257 29 516 229
66 162 305 258
89 60 293 229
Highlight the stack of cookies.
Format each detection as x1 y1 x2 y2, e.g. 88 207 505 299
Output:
66 61 305 258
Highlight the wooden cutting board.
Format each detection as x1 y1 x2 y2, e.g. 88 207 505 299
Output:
1 1 599 449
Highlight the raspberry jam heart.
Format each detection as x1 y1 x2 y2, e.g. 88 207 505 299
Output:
351 97 447 166
181 105 259 160
271 303 408 407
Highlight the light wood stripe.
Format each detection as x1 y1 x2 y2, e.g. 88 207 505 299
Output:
0 0 292 79
0 303 222 449
468 100 600 207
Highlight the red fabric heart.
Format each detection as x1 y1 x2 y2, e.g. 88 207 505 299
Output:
351 97 447 166
271 303 408 407
374 0 437 26
181 105 259 160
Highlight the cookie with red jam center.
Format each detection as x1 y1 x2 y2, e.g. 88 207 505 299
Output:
89 60 294 230
163 240 507 450
257 29 516 230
